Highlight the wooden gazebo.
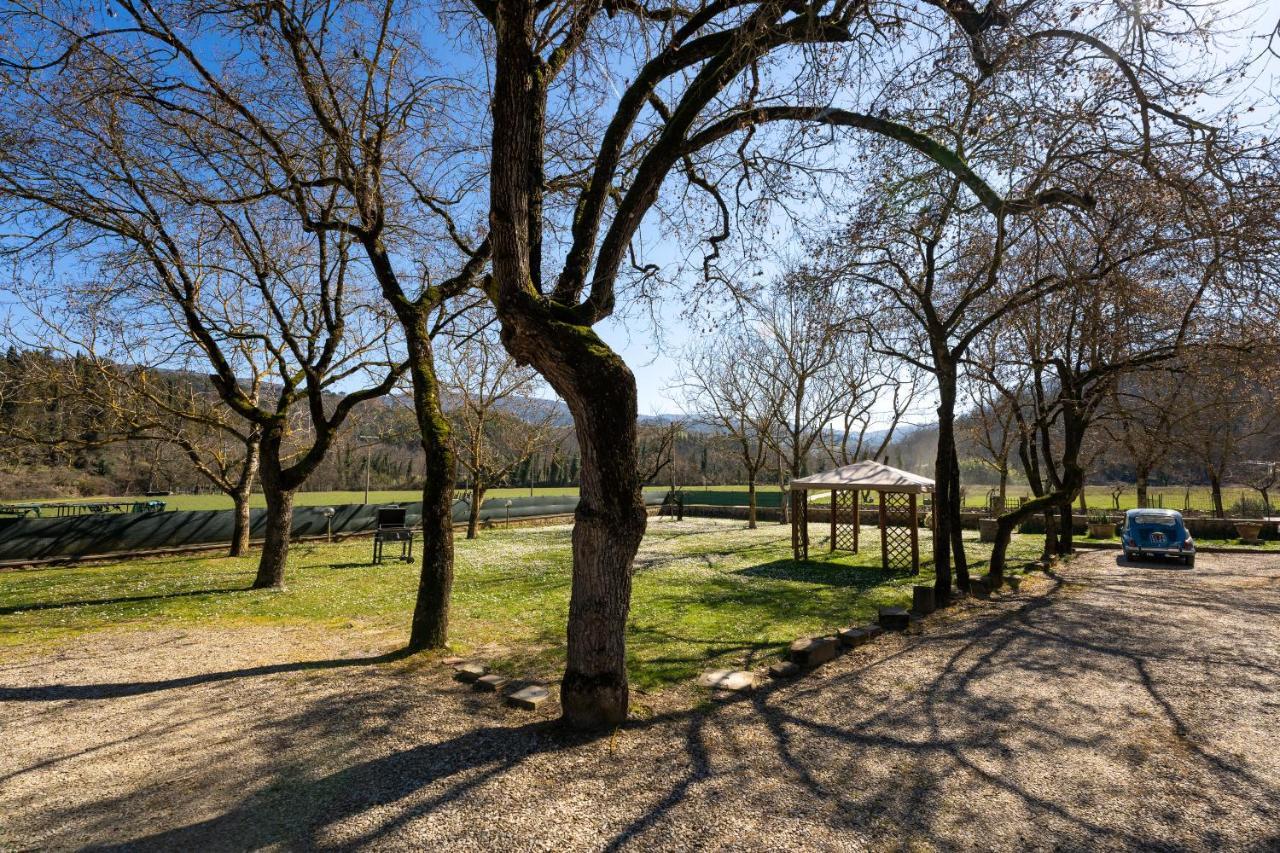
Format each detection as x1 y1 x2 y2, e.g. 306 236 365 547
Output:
788 460 935 573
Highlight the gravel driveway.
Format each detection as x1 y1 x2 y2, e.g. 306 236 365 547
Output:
2 549 1277 851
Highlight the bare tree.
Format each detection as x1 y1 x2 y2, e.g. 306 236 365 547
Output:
675 329 777 528
441 322 562 539
0 0 488 645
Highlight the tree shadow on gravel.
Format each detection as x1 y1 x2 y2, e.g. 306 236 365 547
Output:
16 553 1280 851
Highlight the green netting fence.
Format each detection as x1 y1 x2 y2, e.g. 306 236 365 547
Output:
0 491 667 564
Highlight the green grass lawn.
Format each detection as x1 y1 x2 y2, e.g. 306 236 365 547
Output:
0 520 1045 691
961 484 1262 513
16 482 1260 515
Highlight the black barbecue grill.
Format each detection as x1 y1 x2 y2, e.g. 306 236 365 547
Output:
372 506 414 564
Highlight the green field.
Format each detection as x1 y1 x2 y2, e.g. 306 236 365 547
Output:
18 481 1256 515
0 521 1044 690
960 484 1258 513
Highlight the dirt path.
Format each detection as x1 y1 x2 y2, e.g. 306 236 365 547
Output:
2 550 1277 851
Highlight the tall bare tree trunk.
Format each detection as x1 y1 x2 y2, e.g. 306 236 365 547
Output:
254 441 294 589
229 490 253 558
466 483 487 540
747 477 758 529
501 321 646 728
1209 472 1224 518
403 328 457 652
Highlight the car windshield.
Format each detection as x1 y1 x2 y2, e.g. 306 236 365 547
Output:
1134 514 1176 526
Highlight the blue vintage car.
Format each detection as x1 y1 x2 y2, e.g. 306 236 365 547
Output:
1122 508 1195 567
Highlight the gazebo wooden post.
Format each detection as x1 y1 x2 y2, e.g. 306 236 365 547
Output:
852 494 860 552
829 488 837 552
878 490 889 572
909 492 920 574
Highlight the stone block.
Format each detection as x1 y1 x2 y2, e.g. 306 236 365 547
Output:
453 663 486 683
838 626 870 648
911 585 936 615
441 656 465 666
878 606 910 631
970 577 991 598
789 636 839 667
697 669 758 692
473 673 507 692
506 685 550 710
860 623 884 640
769 661 801 679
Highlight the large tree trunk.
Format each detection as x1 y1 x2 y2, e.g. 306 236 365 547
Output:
1209 472 1224 518
253 443 294 589
932 358 961 605
499 316 646 728
1059 501 1074 554
747 476 758 529
403 329 457 652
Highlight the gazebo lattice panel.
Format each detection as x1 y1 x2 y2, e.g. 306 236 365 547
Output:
881 492 916 573
832 490 858 551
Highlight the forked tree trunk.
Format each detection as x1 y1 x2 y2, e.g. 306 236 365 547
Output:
499 316 646 728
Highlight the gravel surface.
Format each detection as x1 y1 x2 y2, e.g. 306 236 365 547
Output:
2 549 1278 851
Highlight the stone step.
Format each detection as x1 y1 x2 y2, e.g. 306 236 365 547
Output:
769 661 801 679
506 684 551 710
453 662 486 683
790 635 839 667
838 626 870 648
697 669 758 692
878 606 910 631
473 674 507 692
911 585 936 615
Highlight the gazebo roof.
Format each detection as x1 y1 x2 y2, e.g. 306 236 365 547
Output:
788 460 935 494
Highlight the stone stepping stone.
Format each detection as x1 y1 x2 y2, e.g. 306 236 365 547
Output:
506 685 550 710
441 655 466 666
838 626 870 648
911 585 936 615
769 661 800 679
473 673 507 692
789 636 838 667
697 669 758 692
860 623 884 639
878 606 910 631
453 662 486 683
